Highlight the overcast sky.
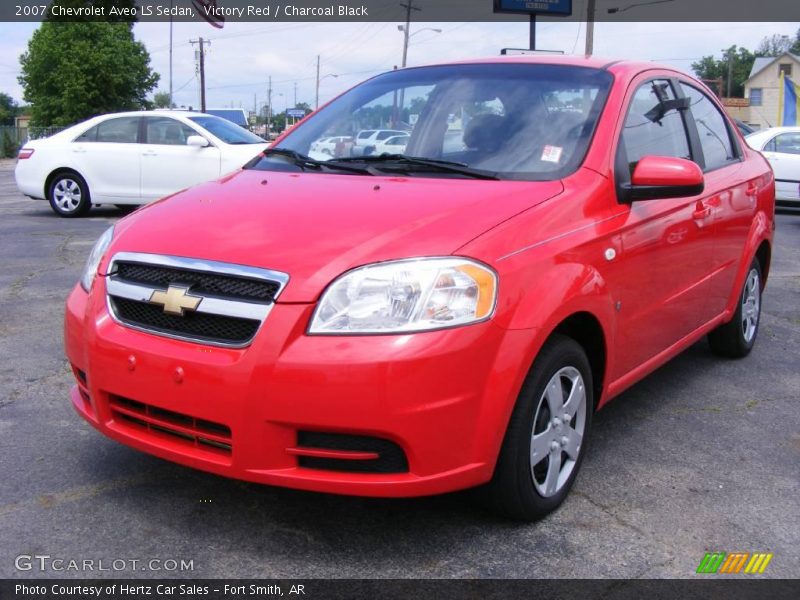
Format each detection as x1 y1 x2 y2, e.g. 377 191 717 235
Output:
0 19 797 113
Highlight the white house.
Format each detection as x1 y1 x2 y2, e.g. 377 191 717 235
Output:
743 51 800 130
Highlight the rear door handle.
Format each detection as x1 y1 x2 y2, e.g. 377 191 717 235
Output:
692 203 712 220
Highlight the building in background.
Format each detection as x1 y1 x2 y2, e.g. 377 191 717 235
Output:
743 52 800 130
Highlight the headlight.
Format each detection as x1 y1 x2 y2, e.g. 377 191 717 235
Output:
309 257 497 334
80 226 114 292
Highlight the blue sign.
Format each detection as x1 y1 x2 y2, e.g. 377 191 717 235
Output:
286 108 306 119
493 0 573 16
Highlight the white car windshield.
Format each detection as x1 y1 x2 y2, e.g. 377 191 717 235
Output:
188 115 264 145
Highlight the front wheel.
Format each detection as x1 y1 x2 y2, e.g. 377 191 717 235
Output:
48 172 91 217
708 258 762 358
483 334 593 521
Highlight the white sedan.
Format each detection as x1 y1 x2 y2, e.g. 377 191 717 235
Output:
15 110 268 217
372 134 409 155
746 126 800 205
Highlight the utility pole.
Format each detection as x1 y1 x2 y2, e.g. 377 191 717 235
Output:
529 14 536 51
267 76 272 137
585 0 596 56
726 49 734 97
315 55 320 109
400 1 421 68
294 82 297 107
190 37 210 111
168 1 173 106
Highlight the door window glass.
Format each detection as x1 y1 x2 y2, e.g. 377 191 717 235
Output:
771 132 800 155
620 80 691 174
144 117 198 145
92 117 140 143
680 83 736 171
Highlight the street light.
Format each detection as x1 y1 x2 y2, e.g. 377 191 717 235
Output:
398 26 442 68
315 73 338 110
398 25 443 37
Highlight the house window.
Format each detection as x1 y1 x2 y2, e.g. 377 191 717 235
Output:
749 88 763 106
779 64 792 78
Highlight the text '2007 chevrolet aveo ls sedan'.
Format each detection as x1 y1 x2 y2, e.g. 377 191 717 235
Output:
65 56 775 520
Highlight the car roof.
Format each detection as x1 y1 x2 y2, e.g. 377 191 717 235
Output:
87 110 209 119
415 54 666 75
746 126 800 142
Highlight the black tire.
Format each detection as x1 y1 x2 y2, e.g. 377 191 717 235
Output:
708 258 762 358
48 171 91 217
482 334 594 521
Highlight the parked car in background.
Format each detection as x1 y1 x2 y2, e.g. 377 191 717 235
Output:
15 111 268 217
310 135 353 156
372 133 410 155
66 57 774 521
746 126 800 205
354 128 407 147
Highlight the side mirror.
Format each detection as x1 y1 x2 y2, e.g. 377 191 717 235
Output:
186 135 210 148
623 156 704 201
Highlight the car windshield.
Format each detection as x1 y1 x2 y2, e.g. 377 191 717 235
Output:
247 63 613 180
188 115 264 144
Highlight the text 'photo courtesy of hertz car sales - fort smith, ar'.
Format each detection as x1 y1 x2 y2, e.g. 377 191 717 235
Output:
64 56 775 521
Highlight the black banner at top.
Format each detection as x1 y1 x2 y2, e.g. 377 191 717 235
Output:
2 0 800 23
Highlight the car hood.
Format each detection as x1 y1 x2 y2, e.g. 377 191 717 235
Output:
110 169 563 302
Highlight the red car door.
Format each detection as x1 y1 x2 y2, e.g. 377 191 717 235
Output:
607 76 717 379
676 82 763 313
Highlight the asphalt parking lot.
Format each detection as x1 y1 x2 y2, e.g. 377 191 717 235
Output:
0 157 798 580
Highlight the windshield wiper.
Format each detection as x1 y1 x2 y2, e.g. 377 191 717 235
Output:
260 148 372 175
329 154 500 180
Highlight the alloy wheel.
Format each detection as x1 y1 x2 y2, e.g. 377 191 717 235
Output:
530 366 587 498
741 268 760 343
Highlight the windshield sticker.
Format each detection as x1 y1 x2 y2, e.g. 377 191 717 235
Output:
541 145 563 163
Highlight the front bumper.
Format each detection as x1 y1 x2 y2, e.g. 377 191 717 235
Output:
65 282 535 497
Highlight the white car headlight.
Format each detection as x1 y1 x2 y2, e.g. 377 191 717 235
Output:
309 257 497 334
80 226 114 292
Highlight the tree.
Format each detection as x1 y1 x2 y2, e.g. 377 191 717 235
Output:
0 92 17 126
18 2 159 126
792 27 800 55
691 45 755 98
756 34 794 57
153 92 174 109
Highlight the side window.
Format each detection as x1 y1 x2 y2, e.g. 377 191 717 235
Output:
620 79 691 174
75 125 98 142
144 117 198 145
94 117 140 143
680 83 737 171
773 132 800 155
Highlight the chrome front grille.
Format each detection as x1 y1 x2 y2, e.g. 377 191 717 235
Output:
105 252 289 347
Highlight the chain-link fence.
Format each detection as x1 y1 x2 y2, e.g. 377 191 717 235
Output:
0 126 65 158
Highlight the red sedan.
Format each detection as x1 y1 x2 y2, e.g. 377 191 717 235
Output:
65 56 775 520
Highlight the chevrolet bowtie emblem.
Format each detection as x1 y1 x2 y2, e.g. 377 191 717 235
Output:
149 285 202 316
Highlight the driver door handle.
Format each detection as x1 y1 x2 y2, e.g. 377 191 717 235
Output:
692 201 712 220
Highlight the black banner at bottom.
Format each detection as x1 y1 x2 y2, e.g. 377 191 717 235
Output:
2 579 799 600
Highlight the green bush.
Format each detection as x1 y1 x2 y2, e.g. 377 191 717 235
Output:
1 130 20 158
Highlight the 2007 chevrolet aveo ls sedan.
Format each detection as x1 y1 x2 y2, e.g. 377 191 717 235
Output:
65 56 775 520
